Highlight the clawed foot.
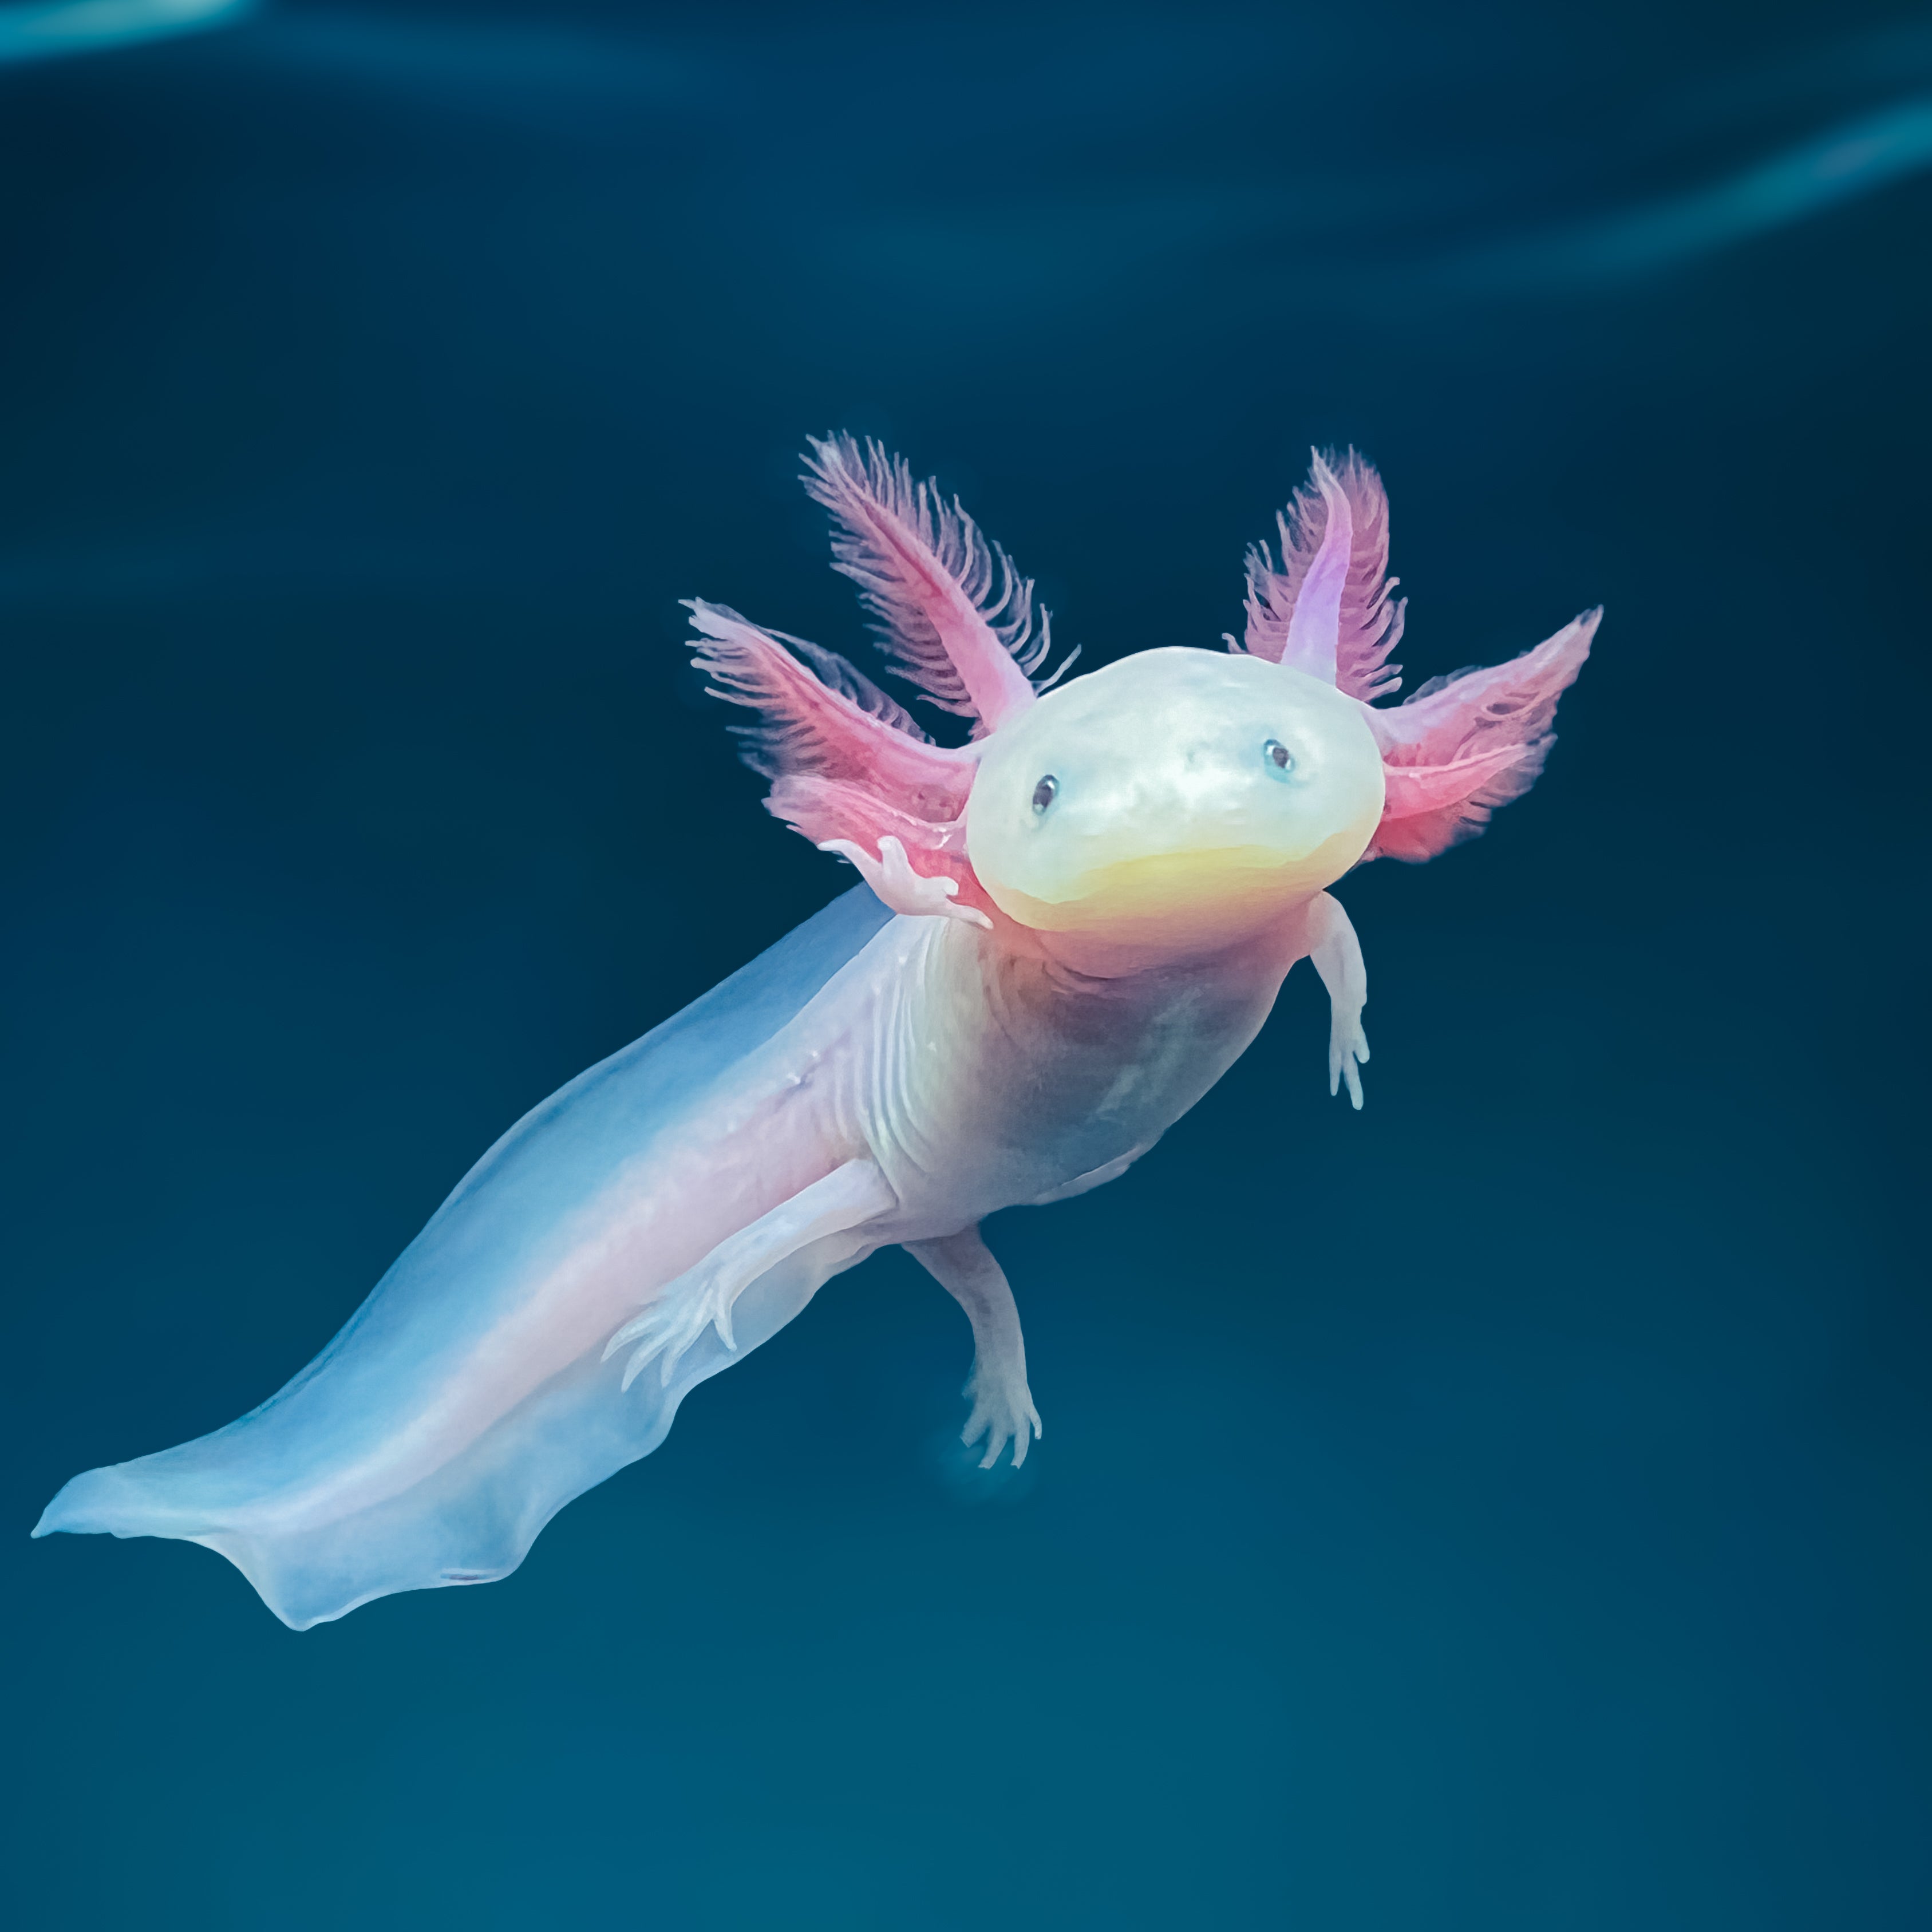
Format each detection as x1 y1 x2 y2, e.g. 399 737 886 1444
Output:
1329 1013 1369 1109
819 835 991 929
961 1361 1042 1471
603 1272 740 1392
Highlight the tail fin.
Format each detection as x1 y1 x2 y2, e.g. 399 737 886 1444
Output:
34 885 896 1628
36 1241 856 1629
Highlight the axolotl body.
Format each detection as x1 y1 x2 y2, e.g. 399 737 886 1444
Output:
36 438 1597 1628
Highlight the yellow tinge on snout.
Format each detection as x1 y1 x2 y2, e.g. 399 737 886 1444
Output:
966 649 1385 946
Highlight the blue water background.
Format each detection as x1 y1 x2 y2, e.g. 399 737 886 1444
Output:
3 3 1927 1926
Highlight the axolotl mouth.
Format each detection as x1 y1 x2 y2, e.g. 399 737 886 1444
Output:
964 647 1387 941
975 833 1377 934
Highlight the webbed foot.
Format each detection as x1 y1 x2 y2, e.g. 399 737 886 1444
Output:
818 835 991 929
604 1269 741 1390
1329 1013 1369 1109
905 1224 1041 1469
961 1360 1042 1471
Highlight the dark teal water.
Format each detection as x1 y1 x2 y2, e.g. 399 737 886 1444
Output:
3 4 1927 1926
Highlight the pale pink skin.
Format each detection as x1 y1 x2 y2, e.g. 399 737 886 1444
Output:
689 436 1599 1468
35 435 1596 1629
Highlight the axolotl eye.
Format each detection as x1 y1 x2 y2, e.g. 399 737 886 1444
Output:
1263 738 1294 776
1031 775 1059 813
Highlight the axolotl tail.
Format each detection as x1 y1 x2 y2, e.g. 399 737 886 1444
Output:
34 887 895 1630
35 1246 850 1629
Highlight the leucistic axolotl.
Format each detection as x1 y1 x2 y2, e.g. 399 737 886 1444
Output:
35 436 1598 1628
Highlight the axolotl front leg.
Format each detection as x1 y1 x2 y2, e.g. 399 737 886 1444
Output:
1306 890 1371 1109
817 835 991 930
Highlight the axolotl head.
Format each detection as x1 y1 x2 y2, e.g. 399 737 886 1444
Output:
695 436 1595 970
966 648 1385 953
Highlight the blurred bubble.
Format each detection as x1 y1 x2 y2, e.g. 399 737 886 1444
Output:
922 1421 1042 1507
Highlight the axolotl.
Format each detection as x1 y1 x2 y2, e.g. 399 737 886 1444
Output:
36 437 1597 1628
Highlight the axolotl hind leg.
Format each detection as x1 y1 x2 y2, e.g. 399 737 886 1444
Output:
606 1158 898 1391
906 1226 1042 1469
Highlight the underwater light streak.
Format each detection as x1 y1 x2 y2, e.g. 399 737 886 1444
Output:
1467 94 1932 286
0 0 251 64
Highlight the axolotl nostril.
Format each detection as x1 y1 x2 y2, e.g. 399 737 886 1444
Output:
35 434 1599 1628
